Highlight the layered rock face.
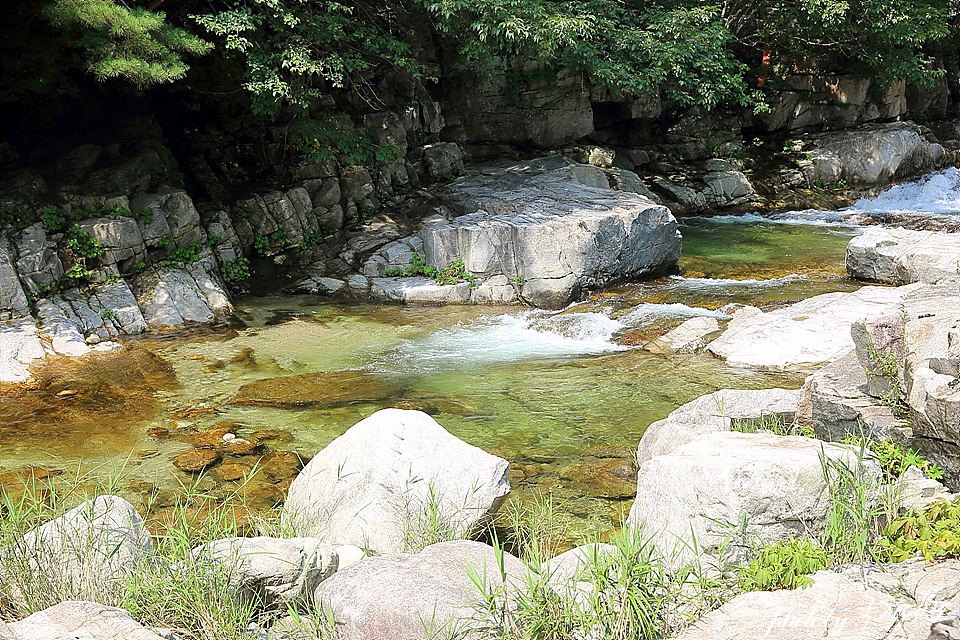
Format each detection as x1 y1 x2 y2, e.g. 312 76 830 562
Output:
421 155 681 308
799 122 947 187
849 281 960 488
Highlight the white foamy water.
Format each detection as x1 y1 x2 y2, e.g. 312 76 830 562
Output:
618 302 733 326
665 274 807 289
371 311 627 373
851 168 960 214
701 212 861 228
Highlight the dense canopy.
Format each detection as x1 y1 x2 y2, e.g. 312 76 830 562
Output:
5 0 957 116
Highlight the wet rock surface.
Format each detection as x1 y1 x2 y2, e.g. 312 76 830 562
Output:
229 370 402 409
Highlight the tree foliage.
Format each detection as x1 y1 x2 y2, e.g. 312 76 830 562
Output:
43 0 213 87
721 0 954 88
420 0 760 110
191 0 428 116
29 0 960 114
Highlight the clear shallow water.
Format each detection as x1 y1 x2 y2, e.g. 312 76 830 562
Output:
0 185 920 538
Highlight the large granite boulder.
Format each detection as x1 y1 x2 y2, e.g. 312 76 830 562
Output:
797 349 904 443
132 248 232 326
313 540 528 640
1 601 168 640
132 188 206 248
707 284 923 370
847 282 960 488
5 496 153 604
637 388 801 465
282 409 511 554
847 227 960 285
74 216 147 269
627 432 881 567
423 155 681 308
190 536 339 607
0 235 30 319
799 122 946 187
13 224 63 294
0 316 46 383
675 569 929 640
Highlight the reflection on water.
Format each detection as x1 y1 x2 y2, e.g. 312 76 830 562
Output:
0 213 868 537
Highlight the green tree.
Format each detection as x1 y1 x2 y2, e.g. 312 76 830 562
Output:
43 0 213 87
191 0 428 116
721 0 954 88
420 0 758 110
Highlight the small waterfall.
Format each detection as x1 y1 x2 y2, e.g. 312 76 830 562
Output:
851 167 960 215
371 311 627 373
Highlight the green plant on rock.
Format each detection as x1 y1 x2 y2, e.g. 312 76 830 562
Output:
61 263 91 283
219 256 251 286
66 226 105 260
134 207 153 224
159 242 203 268
841 434 943 482
0 204 40 230
817 443 901 569
152 234 170 250
384 254 478 288
880 500 960 562
740 538 827 591
253 235 269 256
859 324 908 415
101 308 116 320
232 202 255 224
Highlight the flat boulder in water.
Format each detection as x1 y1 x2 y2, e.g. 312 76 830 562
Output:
707 284 924 370
229 370 401 409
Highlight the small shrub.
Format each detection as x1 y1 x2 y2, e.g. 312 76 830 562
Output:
66 226 105 261
232 202 255 223
159 242 203 268
880 500 960 562
134 207 153 224
841 434 943 482
61 264 91 283
740 539 827 591
219 257 251 285
385 254 478 287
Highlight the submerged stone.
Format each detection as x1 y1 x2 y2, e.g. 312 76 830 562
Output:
229 370 402 409
173 449 221 472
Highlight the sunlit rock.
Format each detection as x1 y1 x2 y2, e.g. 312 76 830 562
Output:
282 409 510 554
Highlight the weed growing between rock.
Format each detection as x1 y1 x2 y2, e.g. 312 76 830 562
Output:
0 465 293 640
730 414 814 437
